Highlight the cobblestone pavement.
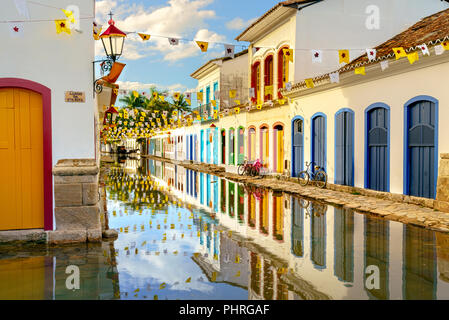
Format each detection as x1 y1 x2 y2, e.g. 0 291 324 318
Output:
144 156 449 234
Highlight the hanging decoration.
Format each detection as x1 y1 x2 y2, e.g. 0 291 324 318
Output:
55 19 71 34
196 41 208 52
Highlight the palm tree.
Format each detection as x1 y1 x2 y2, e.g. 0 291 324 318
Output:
118 92 148 109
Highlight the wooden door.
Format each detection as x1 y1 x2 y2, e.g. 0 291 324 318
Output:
0 88 44 230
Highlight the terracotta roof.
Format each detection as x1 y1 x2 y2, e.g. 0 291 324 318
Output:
235 0 312 41
341 7 449 72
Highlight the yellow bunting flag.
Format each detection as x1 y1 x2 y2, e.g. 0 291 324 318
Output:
211 272 217 282
256 104 262 110
234 107 240 114
185 277 191 283
407 51 419 65
264 86 273 95
211 100 216 107
138 33 151 41
132 90 139 98
93 26 102 40
234 100 240 106
55 19 71 34
229 90 236 98
152 91 158 100
173 92 180 100
61 9 75 23
442 41 449 50
283 48 294 62
159 283 166 289
186 98 191 105
196 41 208 52
197 91 203 101
393 47 407 59
339 50 350 64
354 66 366 75
305 78 314 88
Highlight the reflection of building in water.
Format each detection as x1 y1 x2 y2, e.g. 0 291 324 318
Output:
0 242 119 300
144 161 449 299
436 233 449 283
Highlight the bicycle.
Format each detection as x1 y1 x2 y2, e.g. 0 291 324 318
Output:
238 157 254 176
249 159 264 177
297 161 327 188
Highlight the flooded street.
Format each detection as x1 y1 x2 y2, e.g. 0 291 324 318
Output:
2 157 449 300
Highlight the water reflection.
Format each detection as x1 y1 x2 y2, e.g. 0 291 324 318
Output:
2 157 449 300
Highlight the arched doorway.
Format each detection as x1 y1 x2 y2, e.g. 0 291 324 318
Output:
248 127 256 161
404 96 438 199
229 128 235 165
273 124 284 173
335 109 354 186
365 103 390 192
221 129 226 164
311 113 326 170
237 126 245 165
260 125 269 168
0 87 45 230
292 117 304 177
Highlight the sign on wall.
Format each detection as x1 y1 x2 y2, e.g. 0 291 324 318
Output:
65 91 85 103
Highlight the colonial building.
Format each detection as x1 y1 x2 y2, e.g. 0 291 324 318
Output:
0 0 102 241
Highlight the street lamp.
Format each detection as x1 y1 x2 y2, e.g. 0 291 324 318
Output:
99 12 127 62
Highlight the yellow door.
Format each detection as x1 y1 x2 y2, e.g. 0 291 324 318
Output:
276 129 284 173
0 88 44 230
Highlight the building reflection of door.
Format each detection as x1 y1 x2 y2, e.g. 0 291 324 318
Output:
259 190 269 235
310 202 327 268
199 173 204 205
263 259 274 300
0 88 44 230
237 185 244 224
0 257 47 299
206 174 211 207
228 182 235 218
291 197 304 257
364 216 389 299
220 179 226 214
250 252 261 297
273 194 284 241
334 208 354 283
403 225 436 300
248 193 256 228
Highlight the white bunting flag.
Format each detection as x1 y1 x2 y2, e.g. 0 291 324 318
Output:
249 87 255 98
185 92 191 100
168 38 179 46
14 0 30 20
329 72 340 84
435 44 445 55
311 50 322 63
380 60 389 71
366 49 377 62
9 22 24 38
285 82 292 91
419 44 430 56
224 44 235 58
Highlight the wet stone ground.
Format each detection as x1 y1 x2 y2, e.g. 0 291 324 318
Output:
1 157 449 300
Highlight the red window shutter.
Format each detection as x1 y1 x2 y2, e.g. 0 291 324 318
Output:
278 50 284 99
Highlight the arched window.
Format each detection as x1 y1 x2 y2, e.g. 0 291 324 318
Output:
277 47 289 98
251 62 261 104
264 55 274 101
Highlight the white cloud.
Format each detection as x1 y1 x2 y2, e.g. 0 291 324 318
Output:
116 80 187 92
94 0 227 62
225 17 256 30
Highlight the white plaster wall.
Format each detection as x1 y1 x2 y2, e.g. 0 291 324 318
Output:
294 0 449 80
1 0 96 164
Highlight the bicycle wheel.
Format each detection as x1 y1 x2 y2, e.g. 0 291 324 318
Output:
297 171 309 186
250 166 259 177
315 170 327 188
237 164 246 176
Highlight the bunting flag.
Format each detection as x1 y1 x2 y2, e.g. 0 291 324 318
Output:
285 82 292 91
197 91 203 101
393 47 407 59
283 48 294 62
211 100 216 107
234 100 240 106
354 66 366 75
329 72 340 83
185 92 191 105
61 9 75 23
14 0 30 20
196 41 208 52
229 90 236 98
224 44 235 58
407 51 419 64
138 33 151 41
264 86 273 95
173 92 180 100
380 60 389 71
152 92 158 100
442 41 449 50
9 22 24 38
55 20 71 34
435 44 445 55
132 91 139 98
419 44 430 56
311 50 322 63
93 25 102 40
366 49 377 62
249 87 255 98
305 78 314 88
168 38 179 45
234 107 240 114
339 50 350 64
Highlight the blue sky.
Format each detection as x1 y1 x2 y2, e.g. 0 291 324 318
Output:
95 0 279 101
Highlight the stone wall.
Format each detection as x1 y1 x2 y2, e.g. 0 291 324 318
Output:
49 159 101 244
436 153 449 213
